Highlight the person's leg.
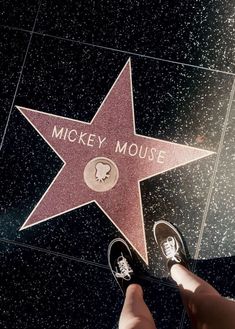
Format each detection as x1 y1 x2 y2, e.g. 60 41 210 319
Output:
171 263 220 296
119 284 156 329
108 238 157 329
171 264 235 329
153 220 235 329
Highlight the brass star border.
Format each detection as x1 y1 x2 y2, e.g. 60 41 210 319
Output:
16 59 214 264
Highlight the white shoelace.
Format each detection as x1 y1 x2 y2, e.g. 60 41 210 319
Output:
115 253 133 281
161 236 181 263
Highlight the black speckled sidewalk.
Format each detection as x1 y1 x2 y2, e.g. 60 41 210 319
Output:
0 1 234 328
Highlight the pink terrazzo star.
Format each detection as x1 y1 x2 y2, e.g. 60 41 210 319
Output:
16 59 214 264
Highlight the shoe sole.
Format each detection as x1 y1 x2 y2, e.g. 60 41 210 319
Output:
153 220 187 255
107 237 133 294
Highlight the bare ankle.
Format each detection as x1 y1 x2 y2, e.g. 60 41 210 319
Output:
170 263 186 277
126 284 143 297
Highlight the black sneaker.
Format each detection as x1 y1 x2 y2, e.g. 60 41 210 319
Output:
108 238 137 295
153 220 189 273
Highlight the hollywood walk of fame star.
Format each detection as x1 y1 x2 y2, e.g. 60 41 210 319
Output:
16 58 214 264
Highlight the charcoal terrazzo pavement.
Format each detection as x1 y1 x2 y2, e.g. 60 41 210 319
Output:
0 1 234 328
0 27 29 143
